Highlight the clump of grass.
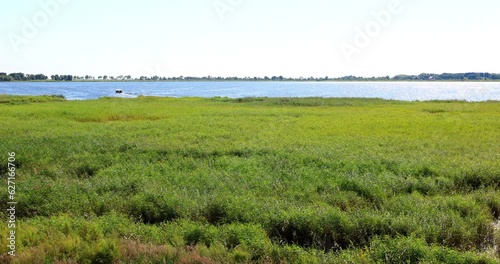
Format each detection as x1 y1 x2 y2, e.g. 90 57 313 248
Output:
183 224 218 247
339 179 384 207
204 199 231 225
370 236 427 264
0 94 65 104
480 192 500 219
75 164 99 178
130 193 180 224
454 169 500 191
267 208 354 250
423 108 448 114
369 236 498 264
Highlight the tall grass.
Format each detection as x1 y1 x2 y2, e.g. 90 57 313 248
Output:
0 96 498 263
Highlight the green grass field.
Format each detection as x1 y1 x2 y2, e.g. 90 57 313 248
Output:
0 95 499 263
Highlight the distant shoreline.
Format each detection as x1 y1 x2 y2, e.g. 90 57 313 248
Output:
2 72 500 82
3 79 500 83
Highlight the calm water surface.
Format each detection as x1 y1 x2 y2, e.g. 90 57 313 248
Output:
0 81 498 101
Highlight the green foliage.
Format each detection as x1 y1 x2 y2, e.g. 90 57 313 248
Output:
370 236 497 264
2 71 500 82
0 94 65 104
0 74 14 81
0 96 498 262
130 193 180 224
370 236 427 264
90 239 120 264
183 223 218 247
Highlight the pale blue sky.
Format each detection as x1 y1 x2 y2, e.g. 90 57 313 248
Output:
1 0 499 78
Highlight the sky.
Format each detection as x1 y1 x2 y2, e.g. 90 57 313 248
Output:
1 0 500 78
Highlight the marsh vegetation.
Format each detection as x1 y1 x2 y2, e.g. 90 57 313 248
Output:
0 95 498 263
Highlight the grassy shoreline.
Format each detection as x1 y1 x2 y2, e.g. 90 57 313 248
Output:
0 96 498 263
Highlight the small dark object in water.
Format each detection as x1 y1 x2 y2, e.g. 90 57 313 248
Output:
115 89 123 94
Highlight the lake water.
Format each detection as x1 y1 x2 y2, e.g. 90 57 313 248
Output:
0 81 499 101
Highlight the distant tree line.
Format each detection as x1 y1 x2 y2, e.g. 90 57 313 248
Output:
0 72 49 81
392 72 500 81
50 75 73 81
1 72 500 82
